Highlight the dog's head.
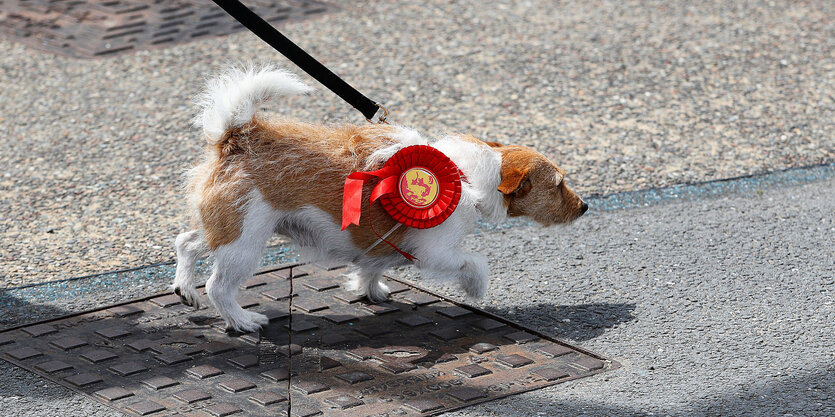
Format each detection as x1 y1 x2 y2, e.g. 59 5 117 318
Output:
486 141 587 226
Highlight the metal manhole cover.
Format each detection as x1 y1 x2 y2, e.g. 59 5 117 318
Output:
0 263 618 416
0 0 329 59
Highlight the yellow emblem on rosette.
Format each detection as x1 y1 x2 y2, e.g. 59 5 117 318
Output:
398 167 439 209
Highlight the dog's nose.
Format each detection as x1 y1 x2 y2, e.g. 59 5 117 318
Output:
580 201 589 216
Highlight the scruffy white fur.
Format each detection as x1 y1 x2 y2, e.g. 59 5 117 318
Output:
195 65 313 144
174 66 510 332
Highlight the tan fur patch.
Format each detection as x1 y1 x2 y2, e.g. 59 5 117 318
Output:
493 145 584 225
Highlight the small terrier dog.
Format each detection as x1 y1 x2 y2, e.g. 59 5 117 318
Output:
173 66 588 332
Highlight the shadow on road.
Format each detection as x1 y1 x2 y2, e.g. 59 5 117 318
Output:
483 302 637 342
0 290 72 330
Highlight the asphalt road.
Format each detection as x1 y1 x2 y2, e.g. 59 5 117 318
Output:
0 172 832 416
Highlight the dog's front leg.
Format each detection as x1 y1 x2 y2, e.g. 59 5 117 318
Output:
416 248 489 299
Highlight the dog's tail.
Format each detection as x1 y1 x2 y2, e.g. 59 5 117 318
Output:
194 64 313 144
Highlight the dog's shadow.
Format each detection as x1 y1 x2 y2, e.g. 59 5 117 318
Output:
0 290 72 330
480 302 637 342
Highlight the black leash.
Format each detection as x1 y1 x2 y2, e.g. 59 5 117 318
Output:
210 0 388 123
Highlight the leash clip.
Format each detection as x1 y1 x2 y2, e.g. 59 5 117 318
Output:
367 104 390 124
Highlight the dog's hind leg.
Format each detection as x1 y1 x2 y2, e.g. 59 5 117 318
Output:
172 230 208 309
205 192 277 333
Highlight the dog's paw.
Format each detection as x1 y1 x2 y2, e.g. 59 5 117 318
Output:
345 271 391 303
224 311 268 334
458 257 489 299
459 274 487 298
344 271 362 293
366 280 391 303
248 311 269 326
173 285 201 309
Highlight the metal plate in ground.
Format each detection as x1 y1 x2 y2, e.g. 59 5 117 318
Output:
0 0 329 59
0 263 618 416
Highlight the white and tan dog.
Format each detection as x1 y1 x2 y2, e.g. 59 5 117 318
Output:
172 66 588 332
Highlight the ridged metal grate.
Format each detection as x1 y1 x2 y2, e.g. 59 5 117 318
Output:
0 0 329 59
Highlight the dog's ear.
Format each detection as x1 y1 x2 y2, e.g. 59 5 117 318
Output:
484 141 504 148
498 168 532 196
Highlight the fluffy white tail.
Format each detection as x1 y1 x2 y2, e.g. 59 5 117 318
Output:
194 64 313 144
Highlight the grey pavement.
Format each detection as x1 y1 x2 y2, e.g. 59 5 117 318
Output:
1 171 832 416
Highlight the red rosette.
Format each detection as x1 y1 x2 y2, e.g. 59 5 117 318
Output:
341 145 462 230
378 145 462 229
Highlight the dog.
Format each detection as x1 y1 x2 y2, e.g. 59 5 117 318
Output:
172 65 588 332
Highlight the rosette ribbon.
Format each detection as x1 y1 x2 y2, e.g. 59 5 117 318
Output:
341 164 401 230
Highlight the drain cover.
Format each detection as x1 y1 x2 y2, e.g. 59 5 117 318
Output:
0 0 329 59
0 263 618 416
